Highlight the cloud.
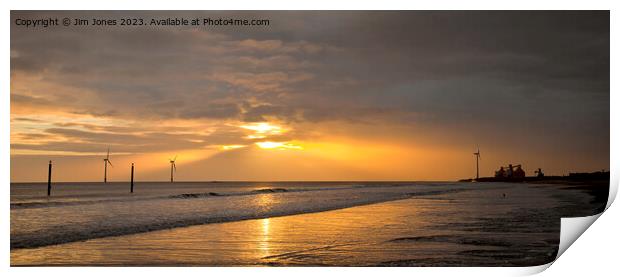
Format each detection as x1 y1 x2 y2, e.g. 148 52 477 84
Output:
209 71 314 94
10 11 609 181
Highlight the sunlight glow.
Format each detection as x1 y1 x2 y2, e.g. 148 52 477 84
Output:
256 141 303 150
240 122 284 134
258 218 271 257
221 145 247 150
240 122 303 151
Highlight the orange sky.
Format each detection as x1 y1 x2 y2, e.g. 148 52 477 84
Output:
10 11 609 182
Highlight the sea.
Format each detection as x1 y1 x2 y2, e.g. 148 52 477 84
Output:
10 181 605 266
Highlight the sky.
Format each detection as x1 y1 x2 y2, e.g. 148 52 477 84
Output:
10 11 609 182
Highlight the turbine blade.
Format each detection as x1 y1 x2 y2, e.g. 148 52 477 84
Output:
108 160 113 167
173 163 177 171
106 148 110 159
174 155 178 162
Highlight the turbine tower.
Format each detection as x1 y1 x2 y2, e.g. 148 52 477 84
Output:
473 147 481 181
169 155 177 183
103 148 113 183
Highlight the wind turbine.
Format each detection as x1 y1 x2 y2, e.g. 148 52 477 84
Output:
169 155 177 183
473 147 481 181
103 148 113 183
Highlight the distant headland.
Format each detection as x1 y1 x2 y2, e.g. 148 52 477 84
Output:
459 170 610 183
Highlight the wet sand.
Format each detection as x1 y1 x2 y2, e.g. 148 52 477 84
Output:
11 182 605 267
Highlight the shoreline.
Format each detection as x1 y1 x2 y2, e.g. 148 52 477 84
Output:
12 181 600 267
11 184 471 250
11 180 610 260
459 171 610 214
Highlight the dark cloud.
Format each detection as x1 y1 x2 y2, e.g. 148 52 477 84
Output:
11 125 250 153
11 94 54 106
11 117 44 122
179 103 242 120
241 104 299 122
10 11 609 164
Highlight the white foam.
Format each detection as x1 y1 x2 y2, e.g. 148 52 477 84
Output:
11 182 469 249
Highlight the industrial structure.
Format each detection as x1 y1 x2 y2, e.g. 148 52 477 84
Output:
494 164 526 179
535 168 544 177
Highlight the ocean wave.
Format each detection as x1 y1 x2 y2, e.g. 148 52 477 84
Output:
12 187 313 209
11 185 471 250
168 192 223 199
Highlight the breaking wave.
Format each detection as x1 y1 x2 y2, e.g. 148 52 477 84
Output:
11 183 473 250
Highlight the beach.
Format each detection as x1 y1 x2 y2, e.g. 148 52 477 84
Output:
10 181 607 266
8 9 611 271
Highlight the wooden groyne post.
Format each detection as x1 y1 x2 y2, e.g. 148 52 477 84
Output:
130 163 134 193
47 160 52 196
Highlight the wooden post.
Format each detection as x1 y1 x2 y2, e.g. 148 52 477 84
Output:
47 160 52 196
130 163 134 193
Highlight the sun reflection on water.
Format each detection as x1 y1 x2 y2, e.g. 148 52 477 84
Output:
253 193 275 258
258 218 271 257
255 193 275 208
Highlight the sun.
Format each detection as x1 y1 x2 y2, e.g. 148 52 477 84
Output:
240 122 284 135
238 122 302 150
